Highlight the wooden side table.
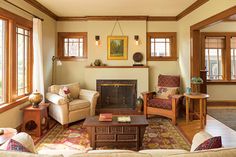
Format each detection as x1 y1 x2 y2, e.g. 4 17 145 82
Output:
22 103 49 137
184 93 209 129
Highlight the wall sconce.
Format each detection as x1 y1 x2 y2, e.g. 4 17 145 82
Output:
52 56 62 85
95 35 100 46
134 35 139 45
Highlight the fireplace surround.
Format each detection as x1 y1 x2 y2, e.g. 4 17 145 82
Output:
96 80 137 110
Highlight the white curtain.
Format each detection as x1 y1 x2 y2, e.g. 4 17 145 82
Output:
33 18 44 100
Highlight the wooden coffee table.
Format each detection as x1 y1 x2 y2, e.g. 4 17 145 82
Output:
83 115 148 150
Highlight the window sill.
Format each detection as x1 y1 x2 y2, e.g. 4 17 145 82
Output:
207 80 236 85
0 96 29 113
147 57 178 61
59 57 87 61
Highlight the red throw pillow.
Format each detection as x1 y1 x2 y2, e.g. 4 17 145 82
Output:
195 136 222 151
6 139 31 152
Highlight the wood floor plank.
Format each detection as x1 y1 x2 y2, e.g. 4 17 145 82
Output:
178 115 236 147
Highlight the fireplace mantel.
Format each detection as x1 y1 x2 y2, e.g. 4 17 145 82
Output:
85 66 149 68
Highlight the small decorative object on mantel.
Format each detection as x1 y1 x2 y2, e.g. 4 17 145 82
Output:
133 52 144 66
136 96 143 112
191 77 203 94
29 90 43 108
94 59 102 66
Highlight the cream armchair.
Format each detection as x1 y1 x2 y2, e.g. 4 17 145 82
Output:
46 82 99 127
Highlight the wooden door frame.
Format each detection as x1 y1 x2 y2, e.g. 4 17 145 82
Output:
190 6 236 78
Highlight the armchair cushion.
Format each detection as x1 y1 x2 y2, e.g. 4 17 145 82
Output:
58 87 73 102
148 98 172 110
158 74 180 87
49 82 80 99
156 87 179 99
69 99 90 111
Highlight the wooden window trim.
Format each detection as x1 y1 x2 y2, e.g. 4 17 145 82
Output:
147 32 177 61
0 8 33 112
201 32 236 84
58 32 87 61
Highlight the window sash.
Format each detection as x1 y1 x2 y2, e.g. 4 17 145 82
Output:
205 48 223 80
16 26 30 97
58 32 87 60
0 19 6 104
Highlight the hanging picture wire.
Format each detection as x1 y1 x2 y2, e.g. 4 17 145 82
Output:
110 19 124 36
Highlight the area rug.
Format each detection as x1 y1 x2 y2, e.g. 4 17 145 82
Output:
35 118 190 151
208 108 236 131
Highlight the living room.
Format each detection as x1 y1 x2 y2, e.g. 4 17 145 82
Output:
0 0 236 156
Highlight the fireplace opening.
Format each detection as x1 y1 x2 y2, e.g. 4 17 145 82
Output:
96 80 137 110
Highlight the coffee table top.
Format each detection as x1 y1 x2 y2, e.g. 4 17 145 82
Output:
83 115 148 127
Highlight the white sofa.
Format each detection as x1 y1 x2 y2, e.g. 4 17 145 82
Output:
46 82 99 126
1 131 236 157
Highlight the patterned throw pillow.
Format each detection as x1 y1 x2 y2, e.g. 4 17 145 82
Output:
155 87 179 99
6 139 31 152
194 136 222 151
59 87 73 102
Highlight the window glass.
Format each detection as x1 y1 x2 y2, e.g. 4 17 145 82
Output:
151 37 171 57
16 27 30 96
62 35 85 58
0 19 6 103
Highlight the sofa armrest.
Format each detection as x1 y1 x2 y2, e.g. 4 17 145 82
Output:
190 131 213 152
46 92 67 105
79 89 99 116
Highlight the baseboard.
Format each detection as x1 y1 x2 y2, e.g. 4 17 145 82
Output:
207 100 236 107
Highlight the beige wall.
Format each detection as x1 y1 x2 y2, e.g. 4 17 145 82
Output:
201 22 236 100
56 21 181 93
0 0 56 128
147 22 180 91
177 0 236 95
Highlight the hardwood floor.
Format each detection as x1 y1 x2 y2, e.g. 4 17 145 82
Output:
178 114 236 148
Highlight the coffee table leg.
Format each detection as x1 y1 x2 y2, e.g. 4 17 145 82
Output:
91 127 96 150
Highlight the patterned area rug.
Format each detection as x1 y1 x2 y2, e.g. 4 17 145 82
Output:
36 118 190 151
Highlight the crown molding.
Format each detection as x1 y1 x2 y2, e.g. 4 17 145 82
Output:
24 0 58 20
24 0 209 21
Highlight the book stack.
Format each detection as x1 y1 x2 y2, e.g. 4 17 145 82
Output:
99 113 112 122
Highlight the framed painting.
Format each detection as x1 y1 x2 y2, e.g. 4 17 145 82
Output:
107 36 128 60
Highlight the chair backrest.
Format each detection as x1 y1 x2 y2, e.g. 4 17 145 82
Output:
158 74 180 87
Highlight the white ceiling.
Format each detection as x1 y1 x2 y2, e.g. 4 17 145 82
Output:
36 0 197 17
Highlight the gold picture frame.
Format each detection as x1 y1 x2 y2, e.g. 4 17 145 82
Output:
107 36 128 60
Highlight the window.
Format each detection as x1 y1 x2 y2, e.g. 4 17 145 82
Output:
231 37 236 79
147 32 177 61
0 19 6 104
0 8 32 111
58 32 87 60
205 37 224 80
202 32 236 83
16 27 31 97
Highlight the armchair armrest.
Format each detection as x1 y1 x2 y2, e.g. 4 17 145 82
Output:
172 94 184 100
46 92 67 105
142 91 156 116
79 89 100 116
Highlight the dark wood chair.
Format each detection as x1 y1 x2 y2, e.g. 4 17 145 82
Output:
142 74 183 125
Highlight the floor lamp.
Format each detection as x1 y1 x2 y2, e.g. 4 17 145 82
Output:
51 56 62 85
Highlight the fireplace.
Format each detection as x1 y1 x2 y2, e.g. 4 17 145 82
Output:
96 80 137 110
